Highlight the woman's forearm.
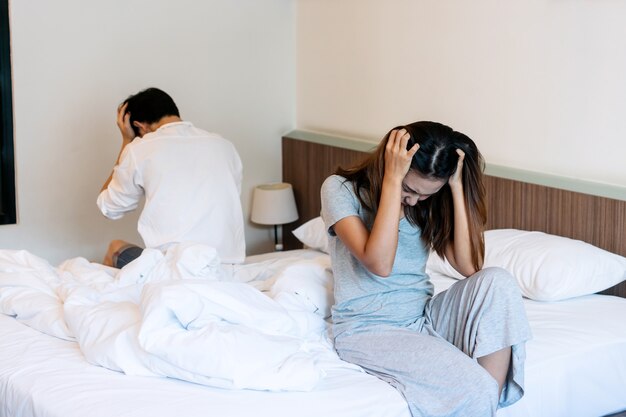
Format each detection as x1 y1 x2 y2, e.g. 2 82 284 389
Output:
446 182 478 277
364 176 403 276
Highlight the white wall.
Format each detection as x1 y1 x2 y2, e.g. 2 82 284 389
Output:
2 0 295 263
6 1 624 264
297 0 626 187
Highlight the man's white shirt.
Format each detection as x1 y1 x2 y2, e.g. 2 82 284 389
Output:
97 121 245 264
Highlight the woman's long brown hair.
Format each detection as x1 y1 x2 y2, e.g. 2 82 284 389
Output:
335 121 487 271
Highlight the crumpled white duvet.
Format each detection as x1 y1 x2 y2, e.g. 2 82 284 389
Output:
0 244 349 391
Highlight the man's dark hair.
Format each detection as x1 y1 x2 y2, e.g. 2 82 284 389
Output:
123 87 180 137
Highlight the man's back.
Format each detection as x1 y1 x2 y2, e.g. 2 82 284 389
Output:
98 121 245 264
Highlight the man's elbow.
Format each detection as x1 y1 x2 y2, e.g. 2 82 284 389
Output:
96 199 125 220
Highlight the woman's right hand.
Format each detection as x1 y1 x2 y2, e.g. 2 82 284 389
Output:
384 129 419 182
332 129 418 277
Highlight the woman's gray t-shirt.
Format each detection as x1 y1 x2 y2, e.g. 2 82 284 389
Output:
320 175 433 337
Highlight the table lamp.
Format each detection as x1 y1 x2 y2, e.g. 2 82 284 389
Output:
251 182 299 251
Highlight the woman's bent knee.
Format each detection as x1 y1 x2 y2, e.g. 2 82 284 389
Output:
475 267 521 296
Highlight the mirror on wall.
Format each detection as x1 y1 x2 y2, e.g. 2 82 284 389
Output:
0 0 15 225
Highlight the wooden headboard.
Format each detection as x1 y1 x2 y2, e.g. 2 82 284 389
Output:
281 130 626 298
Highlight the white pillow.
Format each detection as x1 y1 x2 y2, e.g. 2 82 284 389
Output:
292 217 329 254
426 229 626 301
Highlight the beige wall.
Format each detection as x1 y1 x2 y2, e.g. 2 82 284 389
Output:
5 1 625 263
2 0 295 263
297 0 626 187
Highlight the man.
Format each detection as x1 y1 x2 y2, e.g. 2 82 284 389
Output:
98 87 245 267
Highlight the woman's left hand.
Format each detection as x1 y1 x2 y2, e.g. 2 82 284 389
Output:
448 149 465 189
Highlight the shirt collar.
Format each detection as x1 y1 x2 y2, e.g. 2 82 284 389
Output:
156 121 193 131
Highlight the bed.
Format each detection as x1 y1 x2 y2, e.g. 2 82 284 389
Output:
1 130 625 417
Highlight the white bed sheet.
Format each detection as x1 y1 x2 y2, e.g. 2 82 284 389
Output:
1 250 625 417
500 295 626 417
0 249 410 417
0 313 411 417
431 272 626 417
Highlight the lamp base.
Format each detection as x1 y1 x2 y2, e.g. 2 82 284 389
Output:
273 225 284 251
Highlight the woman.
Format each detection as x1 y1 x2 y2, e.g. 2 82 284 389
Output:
320 121 531 417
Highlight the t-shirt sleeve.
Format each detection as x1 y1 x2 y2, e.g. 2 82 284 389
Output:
320 175 361 237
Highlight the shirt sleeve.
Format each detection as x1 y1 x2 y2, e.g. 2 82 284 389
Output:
320 175 361 237
231 144 243 196
96 145 144 220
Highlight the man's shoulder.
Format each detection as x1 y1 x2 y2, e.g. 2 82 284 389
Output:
143 122 229 143
178 123 232 144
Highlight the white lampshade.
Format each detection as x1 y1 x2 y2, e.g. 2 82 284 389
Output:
251 183 299 226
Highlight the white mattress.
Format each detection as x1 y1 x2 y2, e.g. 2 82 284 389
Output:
1 250 625 417
500 294 626 417
431 272 626 417
0 313 409 417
